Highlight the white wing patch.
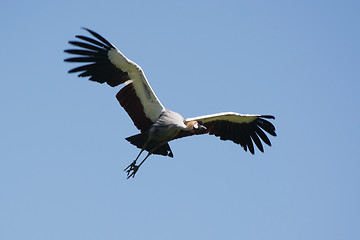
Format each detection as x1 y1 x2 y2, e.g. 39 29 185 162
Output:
185 112 259 124
108 48 165 122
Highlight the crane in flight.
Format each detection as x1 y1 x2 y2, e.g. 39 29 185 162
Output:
64 28 276 178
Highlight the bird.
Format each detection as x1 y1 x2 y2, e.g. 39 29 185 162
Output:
64 28 276 178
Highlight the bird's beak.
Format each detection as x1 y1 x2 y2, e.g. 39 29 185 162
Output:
193 121 207 132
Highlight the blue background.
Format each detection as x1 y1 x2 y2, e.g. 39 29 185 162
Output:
1 1 359 239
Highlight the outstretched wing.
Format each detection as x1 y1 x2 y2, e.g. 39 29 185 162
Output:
64 28 164 131
175 112 276 154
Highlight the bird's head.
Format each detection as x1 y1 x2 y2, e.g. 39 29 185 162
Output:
186 120 207 133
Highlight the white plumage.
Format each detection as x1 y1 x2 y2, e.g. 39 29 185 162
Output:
108 46 165 122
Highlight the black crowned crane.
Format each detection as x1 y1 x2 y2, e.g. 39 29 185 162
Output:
64 28 276 178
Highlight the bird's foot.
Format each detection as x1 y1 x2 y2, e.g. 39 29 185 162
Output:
124 161 139 179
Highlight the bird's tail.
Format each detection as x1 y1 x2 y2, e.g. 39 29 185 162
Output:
125 133 174 157
125 133 147 149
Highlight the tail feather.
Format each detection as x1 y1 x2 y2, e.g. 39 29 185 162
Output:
125 134 147 149
125 134 173 157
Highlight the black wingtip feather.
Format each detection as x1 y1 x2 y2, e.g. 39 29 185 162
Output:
82 27 114 48
65 29 130 87
75 35 111 50
249 126 264 153
64 49 98 56
252 124 272 147
68 40 107 52
261 115 275 119
257 118 276 137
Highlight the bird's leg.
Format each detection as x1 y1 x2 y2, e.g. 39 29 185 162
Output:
124 137 150 170
124 148 146 178
125 152 152 179
125 163 139 179
125 142 164 179
124 149 144 171
136 152 151 170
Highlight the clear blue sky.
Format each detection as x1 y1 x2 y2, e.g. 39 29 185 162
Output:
1 1 359 239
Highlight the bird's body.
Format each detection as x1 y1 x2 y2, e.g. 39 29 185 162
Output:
65 28 276 178
149 110 187 143
129 109 188 157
